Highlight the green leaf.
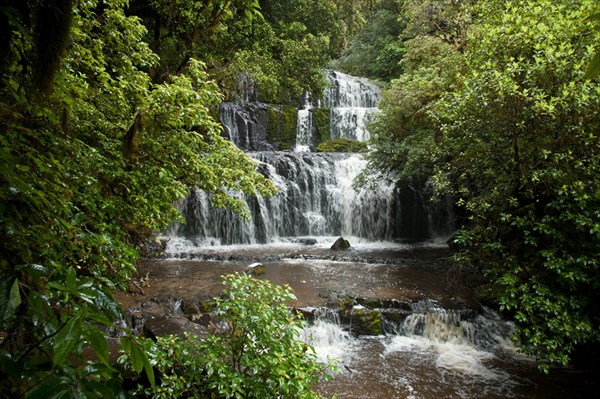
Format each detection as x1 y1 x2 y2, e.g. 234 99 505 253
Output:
121 336 155 387
65 267 77 291
53 313 84 367
84 326 109 366
24 375 72 399
585 50 600 79
1 278 21 322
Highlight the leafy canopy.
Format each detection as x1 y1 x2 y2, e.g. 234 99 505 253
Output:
431 0 600 371
359 0 600 371
1 0 278 396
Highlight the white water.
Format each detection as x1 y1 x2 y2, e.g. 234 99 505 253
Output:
302 307 536 399
330 107 379 141
295 70 381 149
295 96 314 152
301 308 356 363
166 152 428 246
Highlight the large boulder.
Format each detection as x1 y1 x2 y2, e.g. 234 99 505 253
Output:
331 236 351 251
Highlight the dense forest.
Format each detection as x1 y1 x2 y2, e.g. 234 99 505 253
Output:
0 0 599 397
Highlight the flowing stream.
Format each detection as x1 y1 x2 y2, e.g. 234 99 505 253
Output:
154 71 597 398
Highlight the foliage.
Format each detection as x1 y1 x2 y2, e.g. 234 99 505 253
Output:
333 0 473 82
430 0 600 371
0 0 277 396
356 35 463 187
131 0 358 103
131 273 337 399
317 138 367 153
357 0 600 370
585 10 600 78
332 0 406 81
398 0 474 50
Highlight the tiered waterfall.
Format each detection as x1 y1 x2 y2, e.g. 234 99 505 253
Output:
168 71 453 246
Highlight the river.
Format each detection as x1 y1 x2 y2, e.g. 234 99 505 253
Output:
120 238 598 399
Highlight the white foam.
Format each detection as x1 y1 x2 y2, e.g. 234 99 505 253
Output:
303 319 355 363
384 335 432 355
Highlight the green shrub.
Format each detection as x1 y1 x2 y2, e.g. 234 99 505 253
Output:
133 273 337 398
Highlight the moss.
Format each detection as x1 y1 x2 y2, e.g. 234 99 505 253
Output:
349 307 383 336
317 138 367 153
250 265 266 276
310 107 331 147
339 296 355 311
266 104 297 150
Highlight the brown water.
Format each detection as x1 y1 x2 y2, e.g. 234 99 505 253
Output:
122 241 599 399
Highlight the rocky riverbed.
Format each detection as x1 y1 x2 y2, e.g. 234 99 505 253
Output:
116 243 481 338
114 241 600 399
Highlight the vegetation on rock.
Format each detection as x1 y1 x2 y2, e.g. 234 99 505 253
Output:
266 105 298 150
310 107 332 149
317 139 367 153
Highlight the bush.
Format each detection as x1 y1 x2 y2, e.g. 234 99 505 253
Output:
132 273 337 398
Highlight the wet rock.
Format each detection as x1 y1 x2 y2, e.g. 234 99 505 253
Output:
297 238 317 246
380 298 413 311
381 309 410 328
143 316 209 340
139 301 170 319
247 262 266 275
331 237 351 251
190 313 213 327
343 306 383 336
181 300 200 316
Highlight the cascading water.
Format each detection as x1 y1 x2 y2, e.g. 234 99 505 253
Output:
167 151 446 249
295 70 381 148
166 70 452 248
325 70 381 142
302 305 536 399
149 70 595 399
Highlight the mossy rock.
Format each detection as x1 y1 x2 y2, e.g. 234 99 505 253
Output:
331 236 351 250
266 105 297 150
310 107 331 147
250 265 266 276
347 307 383 336
317 138 367 153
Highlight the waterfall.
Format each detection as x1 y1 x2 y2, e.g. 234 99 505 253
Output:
166 70 453 247
171 152 414 245
323 70 381 108
295 96 313 152
219 102 273 151
295 70 381 149
301 307 355 363
301 305 519 384
324 70 381 142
